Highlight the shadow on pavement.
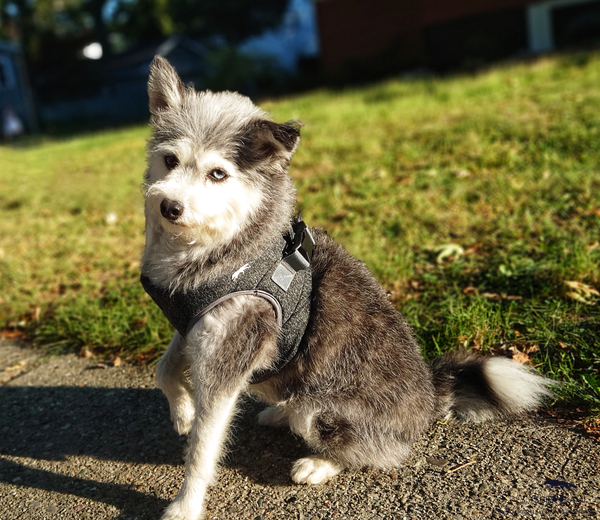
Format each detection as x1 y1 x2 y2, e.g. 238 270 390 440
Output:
0 385 304 518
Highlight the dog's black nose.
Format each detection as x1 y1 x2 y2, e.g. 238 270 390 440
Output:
160 199 184 221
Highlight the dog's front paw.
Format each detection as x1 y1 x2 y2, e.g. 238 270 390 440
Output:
171 397 195 435
291 455 343 485
161 499 203 520
257 405 289 428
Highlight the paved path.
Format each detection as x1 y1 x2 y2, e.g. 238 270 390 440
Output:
1 339 598 520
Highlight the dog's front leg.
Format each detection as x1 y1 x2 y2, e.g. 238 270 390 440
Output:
156 332 196 435
161 386 241 520
161 296 279 520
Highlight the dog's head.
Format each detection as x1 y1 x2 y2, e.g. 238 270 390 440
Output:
143 56 301 250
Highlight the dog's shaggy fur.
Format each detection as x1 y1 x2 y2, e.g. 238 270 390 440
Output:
141 56 554 520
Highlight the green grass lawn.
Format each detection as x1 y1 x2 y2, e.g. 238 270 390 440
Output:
1 51 599 412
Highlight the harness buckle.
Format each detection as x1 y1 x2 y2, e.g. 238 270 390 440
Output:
272 213 315 291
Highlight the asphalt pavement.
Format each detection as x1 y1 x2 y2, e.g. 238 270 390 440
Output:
1 339 598 520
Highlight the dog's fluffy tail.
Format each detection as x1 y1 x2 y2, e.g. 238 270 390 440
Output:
431 352 555 423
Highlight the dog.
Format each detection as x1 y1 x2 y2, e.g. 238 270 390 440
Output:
141 56 554 520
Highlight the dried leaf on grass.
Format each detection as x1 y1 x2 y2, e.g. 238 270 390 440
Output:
582 417 600 441
471 341 539 365
482 292 523 302
510 350 532 364
79 348 95 358
461 288 522 301
562 281 599 304
508 343 539 365
435 244 464 264
0 327 28 340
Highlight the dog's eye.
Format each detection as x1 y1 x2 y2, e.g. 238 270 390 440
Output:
164 155 179 170
209 169 228 182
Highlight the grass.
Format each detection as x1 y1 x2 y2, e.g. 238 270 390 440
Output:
1 51 599 412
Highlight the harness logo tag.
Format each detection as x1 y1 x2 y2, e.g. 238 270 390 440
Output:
232 263 250 281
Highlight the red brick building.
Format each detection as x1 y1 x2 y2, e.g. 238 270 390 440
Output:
315 0 600 74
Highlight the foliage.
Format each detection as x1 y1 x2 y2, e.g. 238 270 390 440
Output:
1 0 287 59
1 0 110 60
202 46 288 95
1 0 286 102
159 0 286 44
1 51 599 411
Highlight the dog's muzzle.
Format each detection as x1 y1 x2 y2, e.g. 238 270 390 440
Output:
160 199 184 221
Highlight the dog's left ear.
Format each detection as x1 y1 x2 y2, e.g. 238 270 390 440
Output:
267 120 303 157
241 119 303 168
148 55 185 114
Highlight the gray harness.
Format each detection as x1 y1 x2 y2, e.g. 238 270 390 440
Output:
141 219 314 383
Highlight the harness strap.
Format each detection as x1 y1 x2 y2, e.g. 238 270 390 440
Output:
183 288 302 385
184 289 283 337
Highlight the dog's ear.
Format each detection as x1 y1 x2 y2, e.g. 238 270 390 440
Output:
241 119 303 168
148 55 185 113
269 120 303 156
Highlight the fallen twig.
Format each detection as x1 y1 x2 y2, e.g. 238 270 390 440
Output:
446 460 477 474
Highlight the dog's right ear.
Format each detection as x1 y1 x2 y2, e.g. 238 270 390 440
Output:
148 56 185 113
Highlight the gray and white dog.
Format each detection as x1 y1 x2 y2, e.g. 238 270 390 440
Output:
141 56 553 520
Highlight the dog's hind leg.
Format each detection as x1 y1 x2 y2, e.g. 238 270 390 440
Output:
287 404 419 485
284 407 347 484
161 296 279 520
291 455 344 484
155 331 195 435
257 405 289 428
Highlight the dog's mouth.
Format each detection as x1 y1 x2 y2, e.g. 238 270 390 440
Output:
146 190 242 245
161 217 193 229
159 216 225 247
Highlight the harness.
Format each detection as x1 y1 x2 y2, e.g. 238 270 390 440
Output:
141 216 315 383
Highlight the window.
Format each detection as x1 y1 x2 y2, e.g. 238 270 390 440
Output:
0 55 17 90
